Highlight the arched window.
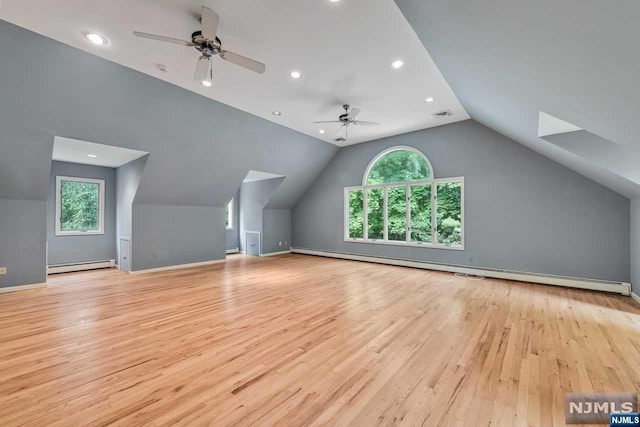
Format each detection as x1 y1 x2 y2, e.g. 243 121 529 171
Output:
363 146 433 185
345 146 464 249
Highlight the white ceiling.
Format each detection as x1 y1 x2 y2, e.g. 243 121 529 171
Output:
53 136 148 168
243 170 284 183
0 0 468 146
537 112 582 138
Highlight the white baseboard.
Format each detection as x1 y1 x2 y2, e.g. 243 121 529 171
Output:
226 247 240 254
632 292 640 305
48 259 116 275
260 250 291 257
0 282 47 293
291 248 631 296
130 259 225 274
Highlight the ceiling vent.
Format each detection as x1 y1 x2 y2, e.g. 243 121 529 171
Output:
432 109 454 119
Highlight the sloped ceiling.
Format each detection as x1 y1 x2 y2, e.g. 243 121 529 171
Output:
0 20 337 209
394 0 640 198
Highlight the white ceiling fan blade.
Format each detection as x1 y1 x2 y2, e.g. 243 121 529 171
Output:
353 120 380 126
194 56 210 81
313 121 341 124
220 50 266 74
347 108 361 119
200 6 220 41
133 31 193 46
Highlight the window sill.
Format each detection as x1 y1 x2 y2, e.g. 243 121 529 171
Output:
343 238 465 251
55 231 105 237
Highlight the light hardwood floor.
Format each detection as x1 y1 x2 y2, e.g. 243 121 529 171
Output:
0 254 639 426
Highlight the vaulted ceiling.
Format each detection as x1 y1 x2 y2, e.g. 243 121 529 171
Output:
394 0 640 198
0 0 467 146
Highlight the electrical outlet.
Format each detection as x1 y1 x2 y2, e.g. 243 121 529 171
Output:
279 241 283 246
0 267 6 275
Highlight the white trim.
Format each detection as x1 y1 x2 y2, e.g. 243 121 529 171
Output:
260 250 291 257
344 177 465 250
0 282 47 293
362 146 434 186
290 249 631 296
226 199 234 230
55 175 105 236
48 259 115 274
632 292 640 305
130 259 225 274
226 247 240 254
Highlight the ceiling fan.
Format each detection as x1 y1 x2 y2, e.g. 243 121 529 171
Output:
133 6 266 87
314 105 379 142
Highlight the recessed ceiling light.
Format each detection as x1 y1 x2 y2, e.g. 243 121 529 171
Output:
272 111 282 116
319 129 325 134
425 97 435 103
87 154 98 158
201 80 213 88
290 71 301 79
83 32 108 46
391 60 404 69
329 0 340 2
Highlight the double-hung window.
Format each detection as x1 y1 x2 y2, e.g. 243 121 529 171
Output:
344 146 464 249
55 176 105 236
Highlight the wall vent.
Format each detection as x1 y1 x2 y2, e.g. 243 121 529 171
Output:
432 109 454 119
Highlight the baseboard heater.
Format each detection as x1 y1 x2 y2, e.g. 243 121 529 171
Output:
47 259 116 275
291 248 631 296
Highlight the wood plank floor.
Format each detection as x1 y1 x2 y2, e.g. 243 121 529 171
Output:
0 254 639 426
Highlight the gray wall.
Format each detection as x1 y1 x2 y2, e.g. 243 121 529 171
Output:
47 161 117 265
293 120 630 283
263 209 292 254
226 190 240 251
131 205 225 271
0 199 47 288
116 156 147 270
631 199 640 293
239 178 284 254
0 20 337 283
0 126 51 288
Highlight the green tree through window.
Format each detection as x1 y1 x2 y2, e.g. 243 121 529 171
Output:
366 149 431 185
346 147 463 248
60 180 100 231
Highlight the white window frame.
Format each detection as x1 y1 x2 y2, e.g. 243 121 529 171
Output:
226 199 234 230
55 176 105 236
344 146 464 251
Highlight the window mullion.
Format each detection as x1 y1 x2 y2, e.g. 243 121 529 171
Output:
383 186 388 242
363 188 368 241
406 184 411 243
432 182 437 244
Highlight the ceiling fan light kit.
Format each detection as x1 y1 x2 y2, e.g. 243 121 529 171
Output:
133 6 266 88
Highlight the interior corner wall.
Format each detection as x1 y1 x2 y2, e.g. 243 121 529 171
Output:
239 178 285 254
630 199 640 293
116 156 147 270
0 199 47 288
292 119 631 283
226 190 240 251
262 209 292 254
47 161 117 265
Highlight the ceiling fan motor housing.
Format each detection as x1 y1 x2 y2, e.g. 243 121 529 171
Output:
191 31 221 56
